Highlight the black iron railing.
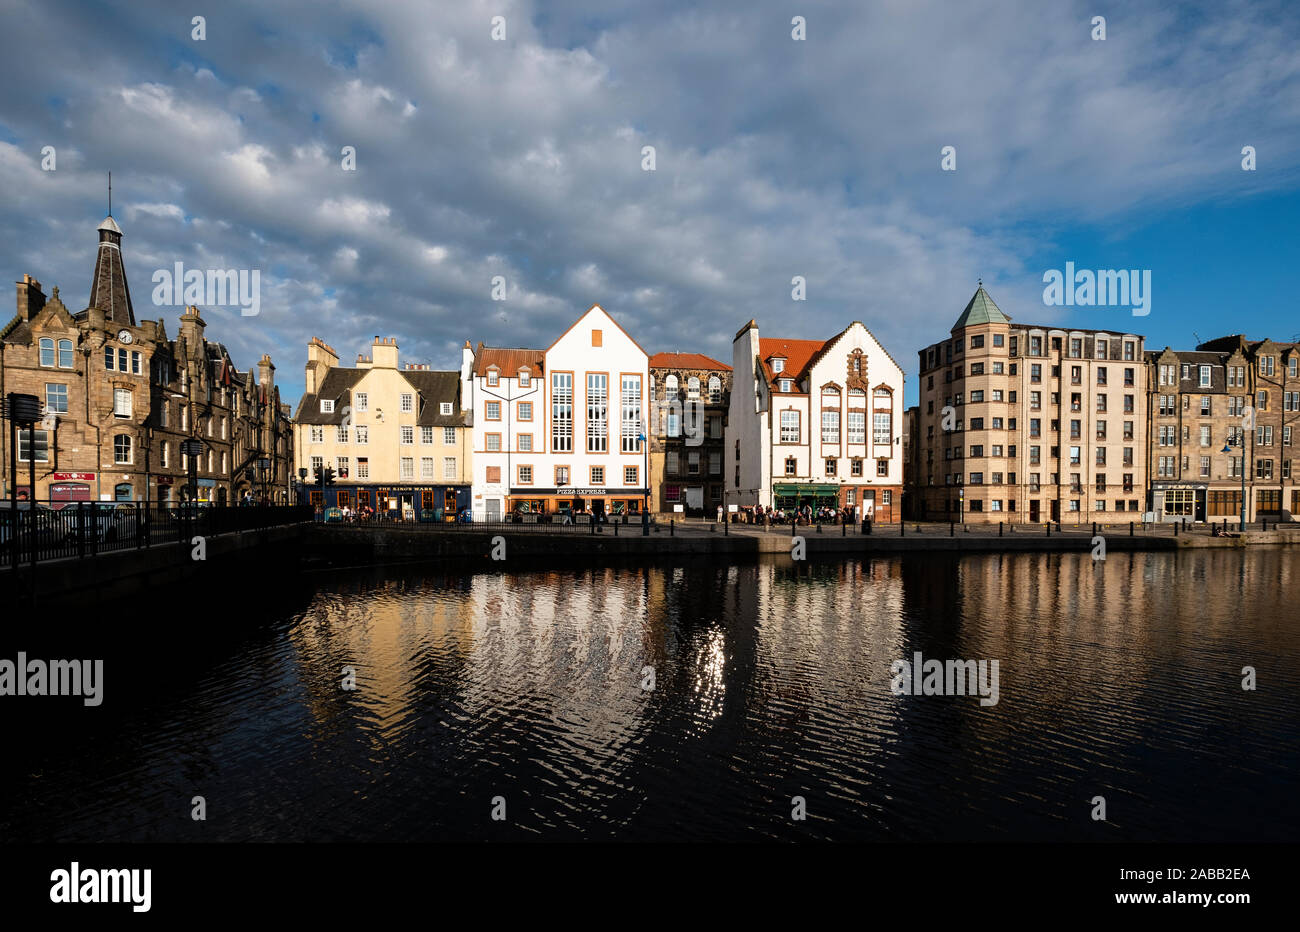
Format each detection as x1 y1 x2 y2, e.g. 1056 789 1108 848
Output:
0 502 312 569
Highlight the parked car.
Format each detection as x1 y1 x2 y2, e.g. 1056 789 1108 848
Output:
0 501 59 554
62 502 136 544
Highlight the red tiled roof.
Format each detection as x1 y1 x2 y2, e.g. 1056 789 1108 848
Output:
648 352 731 370
474 346 544 378
758 337 827 384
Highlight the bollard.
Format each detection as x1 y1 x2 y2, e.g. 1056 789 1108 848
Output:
724 517 729 536
615 521 619 536
949 521 954 537
999 521 1003 537
816 522 822 534
670 520 675 536
1046 522 1051 537
792 518 797 538
900 520 905 537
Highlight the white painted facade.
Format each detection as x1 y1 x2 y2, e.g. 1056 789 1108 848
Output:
727 319 906 519
463 305 651 520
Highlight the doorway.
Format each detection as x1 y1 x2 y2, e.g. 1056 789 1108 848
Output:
1029 500 1040 523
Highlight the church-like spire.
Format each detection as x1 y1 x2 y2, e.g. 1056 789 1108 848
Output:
88 212 135 325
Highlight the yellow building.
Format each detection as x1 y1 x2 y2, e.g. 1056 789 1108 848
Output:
293 336 471 518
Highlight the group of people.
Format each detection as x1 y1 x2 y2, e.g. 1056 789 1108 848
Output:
723 503 864 525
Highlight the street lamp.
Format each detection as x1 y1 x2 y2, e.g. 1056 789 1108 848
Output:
4 392 42 572
258 456 271 505
639 431 649 535
1221 437 1247 530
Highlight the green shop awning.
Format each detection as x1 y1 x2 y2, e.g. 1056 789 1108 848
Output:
773 483 841 496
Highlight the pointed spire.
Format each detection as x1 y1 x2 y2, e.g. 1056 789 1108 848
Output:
88 211 135 325
952 283 1009 330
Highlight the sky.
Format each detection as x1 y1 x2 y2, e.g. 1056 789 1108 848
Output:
2 0 1298 407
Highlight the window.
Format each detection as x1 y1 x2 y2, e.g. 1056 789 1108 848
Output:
420 426 433 444
1260 356 1275 376
442 456 459 479
519 369 531 387
311 426 324 443
779 379 793 393
337 456 350 478
444 427 456 445
320 399 334 413
780 410 800 443
552 373 573 452
113 433 132 465
622 375 642 453
487 369 499 386
421 457 435 479
440 402 453 416
587 374 608 452
518 433 532 452
708 376 722 403
518 401 533 421
771 357 785 373
785 457 797 476
39 338 55 367
355 392 368 411
18 429 49 463
825 458 837 477
851 459 863 477
131 351 141 374
310 456 324 475
114 388 132 418
400 457 414 479
44 383 68 414
873 411 891 445
847 411 865 445
401 426 414 444
400 393 414 413
486 434 501 452
877 459 889 477
486 401 501 420
590 466 605 485
822 409 840 443
356 425 368 444
625 466 638 485
337 424 349 443
591 329 602 347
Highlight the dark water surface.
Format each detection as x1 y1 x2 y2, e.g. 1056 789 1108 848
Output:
3 550 1298 841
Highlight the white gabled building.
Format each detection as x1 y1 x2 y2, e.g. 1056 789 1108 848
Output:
462 304 651 521
727 318 906 521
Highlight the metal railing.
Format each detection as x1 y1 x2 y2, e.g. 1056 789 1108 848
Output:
1 502 312 569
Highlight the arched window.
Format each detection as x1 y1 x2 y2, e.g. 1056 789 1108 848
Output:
664 374 679 399
39 338 55 367
58 339 73 368
113 434 132 465
708 376 721 403
687 377 700 399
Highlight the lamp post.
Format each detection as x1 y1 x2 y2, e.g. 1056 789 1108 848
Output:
1222 437 1247 530
640 432 649 535
5 392 43 572
258 456 271 505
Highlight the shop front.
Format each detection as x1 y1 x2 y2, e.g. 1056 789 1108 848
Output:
309 484 470 520
49 473 95 509
1150 482 1207 522
505 487 647 521
772 483 842 512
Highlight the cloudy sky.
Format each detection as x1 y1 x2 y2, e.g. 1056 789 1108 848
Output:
2 0 1298 405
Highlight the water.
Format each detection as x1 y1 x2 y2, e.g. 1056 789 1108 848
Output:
3 550 1298 841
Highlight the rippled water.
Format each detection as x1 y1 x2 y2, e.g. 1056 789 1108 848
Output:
4 550 1299 841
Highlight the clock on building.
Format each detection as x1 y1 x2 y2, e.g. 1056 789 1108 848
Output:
117 329 133 344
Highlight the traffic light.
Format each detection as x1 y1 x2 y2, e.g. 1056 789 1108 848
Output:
322 466 337 487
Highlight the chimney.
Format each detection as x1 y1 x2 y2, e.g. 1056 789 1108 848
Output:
371 335 399 369
16 274 45 322
258 353 275 389
305 336 338 395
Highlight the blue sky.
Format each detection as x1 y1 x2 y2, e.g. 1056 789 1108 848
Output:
1 0 1298 406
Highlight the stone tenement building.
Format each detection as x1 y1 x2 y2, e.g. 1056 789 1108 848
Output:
647 352 731 514
1147 336 1299 522
915 285 1150 523
293 336 472 517
0 214 293 505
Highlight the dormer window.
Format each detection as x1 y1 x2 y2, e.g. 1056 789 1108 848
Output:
321 399 334 413
772 358 785 374
779 379 793 393
440 402 453 416
519 368 530 387
487 368 499 386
